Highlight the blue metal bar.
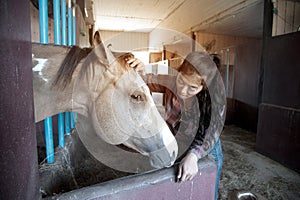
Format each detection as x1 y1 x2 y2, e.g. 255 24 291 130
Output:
71 112 75 129
39 0 48 44
54 0 65 147
67 0 72 46
65 112 71 135
44 117 54 163
61 0 67 46
58 113 65 147
39 0 54 163
61 1 67 144
53 0 61 44
70 6 77 127
74 113 78 123
64 1 72 135
72 7 76 45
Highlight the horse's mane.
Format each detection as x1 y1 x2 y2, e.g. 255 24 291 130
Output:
52 46 93 89
52 45 134 90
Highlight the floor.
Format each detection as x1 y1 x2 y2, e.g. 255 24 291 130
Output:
38 125 300 199
218 126 300 200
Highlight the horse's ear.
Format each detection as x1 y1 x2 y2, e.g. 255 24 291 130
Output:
93 31 102 47
92 30 116 66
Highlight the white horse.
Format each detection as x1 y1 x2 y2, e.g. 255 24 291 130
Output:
32 34 178 169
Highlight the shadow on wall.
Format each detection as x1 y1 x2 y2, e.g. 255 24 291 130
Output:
225 98 258 133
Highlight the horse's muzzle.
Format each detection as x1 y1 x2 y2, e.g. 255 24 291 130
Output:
149 145 177 169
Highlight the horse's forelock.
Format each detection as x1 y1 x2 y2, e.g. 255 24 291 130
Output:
110 53 136 87
70 49 134 89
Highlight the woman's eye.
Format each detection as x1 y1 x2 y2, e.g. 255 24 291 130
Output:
189 86 198 91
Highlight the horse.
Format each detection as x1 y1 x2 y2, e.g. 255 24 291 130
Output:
31 32 178 170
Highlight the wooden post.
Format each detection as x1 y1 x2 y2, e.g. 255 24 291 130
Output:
0 0 40 199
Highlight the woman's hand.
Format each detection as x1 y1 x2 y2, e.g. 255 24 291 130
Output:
127 58 145 74
177 152 199 182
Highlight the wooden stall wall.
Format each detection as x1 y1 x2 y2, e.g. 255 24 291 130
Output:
0 0 40 199
76 5 90 47
256 0 300 172
164 42 193 59
149 52 162 63
195 32 261 131
233 40 262 132
272 0 300 37
256 31 300 172
195 32 258 63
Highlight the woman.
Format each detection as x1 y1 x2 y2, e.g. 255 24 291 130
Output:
128 51 226 200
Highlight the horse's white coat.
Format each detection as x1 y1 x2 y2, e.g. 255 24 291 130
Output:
32 42 178 170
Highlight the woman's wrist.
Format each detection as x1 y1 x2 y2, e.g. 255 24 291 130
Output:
189 148 202 160
187 152 198 162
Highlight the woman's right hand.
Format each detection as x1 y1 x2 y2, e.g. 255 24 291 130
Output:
177 152 199 182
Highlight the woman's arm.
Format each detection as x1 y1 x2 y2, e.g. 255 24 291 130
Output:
142 74 176 93
177 89 217 182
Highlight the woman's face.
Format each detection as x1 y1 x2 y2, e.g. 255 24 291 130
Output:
176 73 204 100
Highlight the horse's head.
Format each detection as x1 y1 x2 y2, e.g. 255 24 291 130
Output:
83 32 178 169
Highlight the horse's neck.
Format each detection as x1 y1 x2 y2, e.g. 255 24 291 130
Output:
32 44 90 122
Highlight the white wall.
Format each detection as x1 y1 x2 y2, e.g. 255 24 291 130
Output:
99 30 149 51
149 28 191 51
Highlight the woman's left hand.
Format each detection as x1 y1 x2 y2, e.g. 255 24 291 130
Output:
177 152 199 182
127 58 145 74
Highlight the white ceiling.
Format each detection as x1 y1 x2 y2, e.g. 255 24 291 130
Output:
92 0 264 38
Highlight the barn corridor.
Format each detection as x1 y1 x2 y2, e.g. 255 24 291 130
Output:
218 126 300 200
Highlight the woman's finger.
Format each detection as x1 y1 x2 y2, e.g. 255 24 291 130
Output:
180 171 188 182
177 165 182 182
187 174 195 181
127 58 139 67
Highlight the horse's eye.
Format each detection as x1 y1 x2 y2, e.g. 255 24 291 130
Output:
130 93 144 103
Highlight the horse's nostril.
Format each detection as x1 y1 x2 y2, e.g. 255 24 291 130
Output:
166 163 172 168
172 150 176 159
167 150 176 167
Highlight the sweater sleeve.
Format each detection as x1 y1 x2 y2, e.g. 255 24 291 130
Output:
142 74 176 93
